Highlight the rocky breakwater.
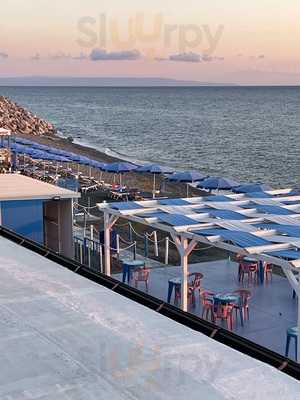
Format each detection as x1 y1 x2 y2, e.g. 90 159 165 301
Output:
0 96 56 136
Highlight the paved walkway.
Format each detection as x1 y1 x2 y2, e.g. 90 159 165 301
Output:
113 258 298 360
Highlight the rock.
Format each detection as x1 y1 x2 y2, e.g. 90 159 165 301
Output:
0 96 57 137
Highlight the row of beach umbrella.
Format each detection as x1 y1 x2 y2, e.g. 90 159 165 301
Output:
2 138 273 196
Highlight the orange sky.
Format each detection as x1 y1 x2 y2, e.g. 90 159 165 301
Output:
0 0 300 84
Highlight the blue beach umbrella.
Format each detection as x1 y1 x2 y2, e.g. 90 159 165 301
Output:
15 137 35 145
136 164 174 174
23 147 37 156
232 183 273 194
48 148 70 157
136 164 174 198
104 162 138 173
67 153 82 162
78 156 92 166
168 171 207 182
89 160 107 170
31 143 51 151
30 150 48 160
167 171 207 197
104 162 138 186
197 176 240 191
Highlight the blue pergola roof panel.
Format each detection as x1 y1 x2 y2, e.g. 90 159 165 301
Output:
110 202 145 211
102 192 300 267
208 210 247 220
158 198 191 206
267 250 300 260
195 229 270 247
157 213 200 226
254 205 297 215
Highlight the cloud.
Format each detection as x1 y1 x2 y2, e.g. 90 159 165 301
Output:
31 52 87 61
250 54 266 60
169 52 201 63
161 52 224 63
90 49 141 61
202 54 224 62
0 52 8 60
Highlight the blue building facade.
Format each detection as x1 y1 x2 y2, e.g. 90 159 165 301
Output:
1 199 44 243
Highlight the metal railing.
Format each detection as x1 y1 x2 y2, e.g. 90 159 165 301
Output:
74 236 103 273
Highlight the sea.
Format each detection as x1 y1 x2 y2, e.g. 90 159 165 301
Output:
1 86 299 188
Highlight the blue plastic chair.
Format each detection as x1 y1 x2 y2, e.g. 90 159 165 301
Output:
285 327 298 361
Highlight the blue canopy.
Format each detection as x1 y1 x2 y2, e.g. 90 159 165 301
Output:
167 171 207 182
136 164 174 174
197 177 240 190
104 162 138 173
233 183 272 193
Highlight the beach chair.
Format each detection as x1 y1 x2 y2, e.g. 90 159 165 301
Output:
133 267 150 292
232 289 251 321
200 289 215 321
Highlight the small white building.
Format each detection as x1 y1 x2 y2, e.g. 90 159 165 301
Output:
0 174 80 257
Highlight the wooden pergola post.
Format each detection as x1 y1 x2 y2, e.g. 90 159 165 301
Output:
171 234 198 312
103 211 119 276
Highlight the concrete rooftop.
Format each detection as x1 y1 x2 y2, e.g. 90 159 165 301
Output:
0 236 299 399
0 174 80 201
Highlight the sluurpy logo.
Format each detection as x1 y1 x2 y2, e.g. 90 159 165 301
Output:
76 13 224 61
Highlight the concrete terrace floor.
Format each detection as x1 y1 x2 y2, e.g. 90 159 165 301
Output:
113 258 298 360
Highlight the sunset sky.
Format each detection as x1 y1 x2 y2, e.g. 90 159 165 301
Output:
0 0 299 84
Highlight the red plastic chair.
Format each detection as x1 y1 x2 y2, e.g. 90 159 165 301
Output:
239 262 258 285
174 272 203 307
232 289 251 321
188 272 202 307
214 303 235 331
133 267 150 292
200 289 215 321
264 263 273 282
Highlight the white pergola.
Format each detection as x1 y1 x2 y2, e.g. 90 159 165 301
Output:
97 188 300 360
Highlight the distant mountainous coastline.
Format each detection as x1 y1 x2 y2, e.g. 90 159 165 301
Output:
0 76 236 87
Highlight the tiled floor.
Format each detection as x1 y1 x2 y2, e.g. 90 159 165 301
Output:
114 258 298 360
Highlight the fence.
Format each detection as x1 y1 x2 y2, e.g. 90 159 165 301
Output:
74 234 137 273
74 236 103 273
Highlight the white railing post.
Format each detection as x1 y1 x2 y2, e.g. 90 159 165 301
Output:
104 212 111 276
88 241 91 268
90 224 94 241
116 234 120 256
99 244 103 273
153 231 158 257
181 237 188 312
79 242 83 264
165 237 169 265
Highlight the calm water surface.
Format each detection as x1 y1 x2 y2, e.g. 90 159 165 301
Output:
1 86 299 187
